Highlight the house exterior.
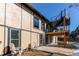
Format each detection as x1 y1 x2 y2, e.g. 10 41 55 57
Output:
0 3 70 55
0 3 52 55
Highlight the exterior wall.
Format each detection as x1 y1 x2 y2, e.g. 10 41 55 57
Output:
31 33 38 48
0 3 5 55
6 4 21 28
0 26 4 55
0 27 8 55
0 3 46 54
21 4 46 49
21 31 30 50
0 3 5 25
21 5 32 49
31 14 46 47
22 5 32 30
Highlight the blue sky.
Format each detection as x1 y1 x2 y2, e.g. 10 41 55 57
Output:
32 3 79 31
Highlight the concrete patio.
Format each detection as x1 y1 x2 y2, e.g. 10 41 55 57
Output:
34 46 76 56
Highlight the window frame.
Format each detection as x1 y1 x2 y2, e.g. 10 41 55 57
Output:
9 28 21 50
39 34 43 46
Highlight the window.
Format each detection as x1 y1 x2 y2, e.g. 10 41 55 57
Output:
46 25 50 32
9 28 20 48
33 17 39 29
41 22 45 31
11 30 19 39
39 34 43 40
45 36 49 44
39 34 43 45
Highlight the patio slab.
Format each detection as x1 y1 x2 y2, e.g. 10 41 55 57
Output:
34 46 76 56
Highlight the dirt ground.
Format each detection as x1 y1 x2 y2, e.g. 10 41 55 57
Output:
20 49 53 56
17 49 67 56
17 45 76 56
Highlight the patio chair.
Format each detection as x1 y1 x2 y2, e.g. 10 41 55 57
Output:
10 43 19 56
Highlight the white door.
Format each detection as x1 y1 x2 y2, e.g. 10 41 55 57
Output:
9 28 20 50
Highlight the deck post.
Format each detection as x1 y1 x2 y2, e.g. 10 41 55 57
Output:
63 9 67 47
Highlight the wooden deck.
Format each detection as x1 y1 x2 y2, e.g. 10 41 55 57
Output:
46 30 69 36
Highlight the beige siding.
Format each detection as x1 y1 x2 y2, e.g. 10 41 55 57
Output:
0 3 5 25
0 26 4 55
22 5 32 30
6 4 21 28
31 33 38 48
0 3 47 54
21 31 30 49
